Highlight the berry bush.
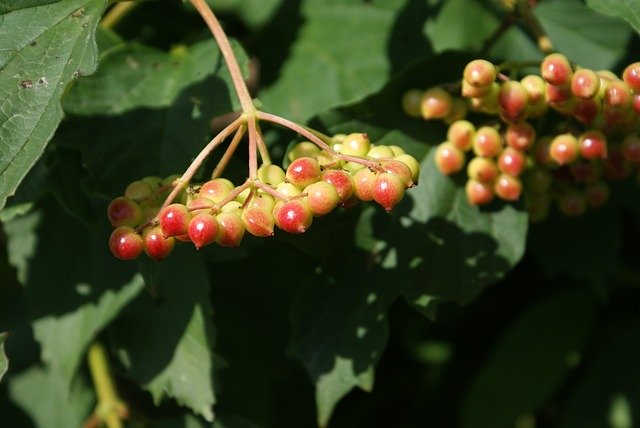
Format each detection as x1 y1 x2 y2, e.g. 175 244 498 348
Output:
2 1 640 427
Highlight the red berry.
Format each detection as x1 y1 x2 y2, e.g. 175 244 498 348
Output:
546 84 573 104
109 226 143 261
505 122 536 151
466 157 498 183
465 179 494 205
494 173 522 201
572 98 600 124
498 81 529 123
497 147 526 177
241 207 275 237
372 173 405 212
188 212 219 249
463 59 497 87
473 126 502 158
107 197 143 228
159 203 192 237
603 80 632 110
322 169 354 203
286 157 322 189
447 120 475 151
623 62 640 92
622 134 640 162
215 212 245 247
143 226 175 260
541 53 573 86
200 178 233 203
420 87 453 119
304 181 340 216
274 200 313 234
578 130 608 160
381 159 414 188
549 133 579 165
352 168 377 201
571 68 600 98
435 141 465 175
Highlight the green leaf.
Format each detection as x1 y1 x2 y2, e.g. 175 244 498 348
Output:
459 288 598 428
112 246 216 421
258 0 431 123
204 0 284 29
586 0 640 35
7 364 95 428
0 332 8 383
2 198 145 392
0 0 107 210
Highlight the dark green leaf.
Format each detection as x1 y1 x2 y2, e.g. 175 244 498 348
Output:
460 288 598 428
0 0 107 210
112 246 216 421
586 0 640 35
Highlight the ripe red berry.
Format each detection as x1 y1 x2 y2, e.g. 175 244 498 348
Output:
159 203 192 237
381 159 414 188
498 81 529 123
571 68 600 99
109 226 143 261
572 98 600 124
541 53 573 86
402 89 423 117
143 226 175 260
463 59 497 87
215 212 245 247
372 173 405 212
304 181 340 216
447 120 475 151
465 179 494 205
420 87 453 119
549 133 579 165
286 157 322 189
274 200 313 234
352 168 377 201
603 80 632 110
473 126 502 158
322 169 354 203
107 197 143 228
241 206 275 237
467 157 498 183
505 122 536 151
623 62 640 92
546 83 573 104
435 141 465 175
494 173 522 201
578 130 608 160
188 212 219 249
497 147 526 177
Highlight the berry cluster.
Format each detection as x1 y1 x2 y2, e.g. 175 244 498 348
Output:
403 55 640 221
107 133 419 260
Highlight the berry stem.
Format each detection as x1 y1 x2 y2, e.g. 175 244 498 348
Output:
87 342 126 428
211 123 247 179
516 0 554 54
255 124 272 165
189 0 254 114
214 179 252 210
253 180 288 201
101 1 139 29
247 117 259 179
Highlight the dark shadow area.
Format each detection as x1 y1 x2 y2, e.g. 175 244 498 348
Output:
386 0 433 75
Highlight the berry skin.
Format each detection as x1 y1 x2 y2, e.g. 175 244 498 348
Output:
215 212 245 247
257 164 286 185
247 192 276 212
372 173 405 212
125 180 155 202
463 59 497 87
549 134 579 165
447 120 475 151
287 142 321 162
107 197 143 228
241 207 275 237
187 196 215 212
497 147 526 177
571 68 600 99
462 79 493 98
188 212 219 249
322 169 354 203
381 159 414 188
498 81 529 123
286 157 322 189
276 182 302 198
578 130 608 160
109 226 144 261
143 226 175 260
623 62 640 92
505 122 536 151
467 157 498 183
395 154 421 184
200 179 233 203
352 168 377 201
546 84 573 104
402 89 423 117
521 75 546 104
494 173 522 201
473 126 503 158
572 98 600 124
465 179 494 205
366 145 395 159
341 133 371 157
435 141 465 175
304 181 340 216
541 53 573 86
274 200 313 234
622 134 640 162
420 87 453 119
159 203 192 237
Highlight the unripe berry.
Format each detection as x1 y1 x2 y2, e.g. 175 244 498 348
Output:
221 200 243 216
541 53 573 86
420 87 452 119
447 120 475 151
125 180 155 201
505 122 536 151
241 207 275 237
109 226 143 260
159 203 192 237
215 212 245 247
468 83 500 114
286 157 322 189
187 196 215 212
465 179 494 205
274 199 313 234
623 62 640 92
498 81 529 123
372 173 405 212
558 190 587 217
462 79 493 98
394 154 421 184
143 226 175 260
571 68 600 98
367 145 395 159
549 133 579 165
467 157 498 183
141 175 163 189
276 182 302 198
352 168 377 201
494 173 522 201
473 126 503 158
257 164 286 185
578 130 608 159
622 134 640 162
463 59 497 87
247 192 276 212
288 142 321 162
533 136 554 167
381 159 414 188
341 133 371 157
107 197 143 228
188 212 219 249
521 74 546 104
402 89 423 117
304 181 340 216
435 141 465 175
200 178 233 203
322 169 354 203
603 80 632 111
389 145 406 156
444 98 469 124
497 147 526 177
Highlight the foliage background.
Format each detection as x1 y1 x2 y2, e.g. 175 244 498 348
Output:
1 0 640 427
